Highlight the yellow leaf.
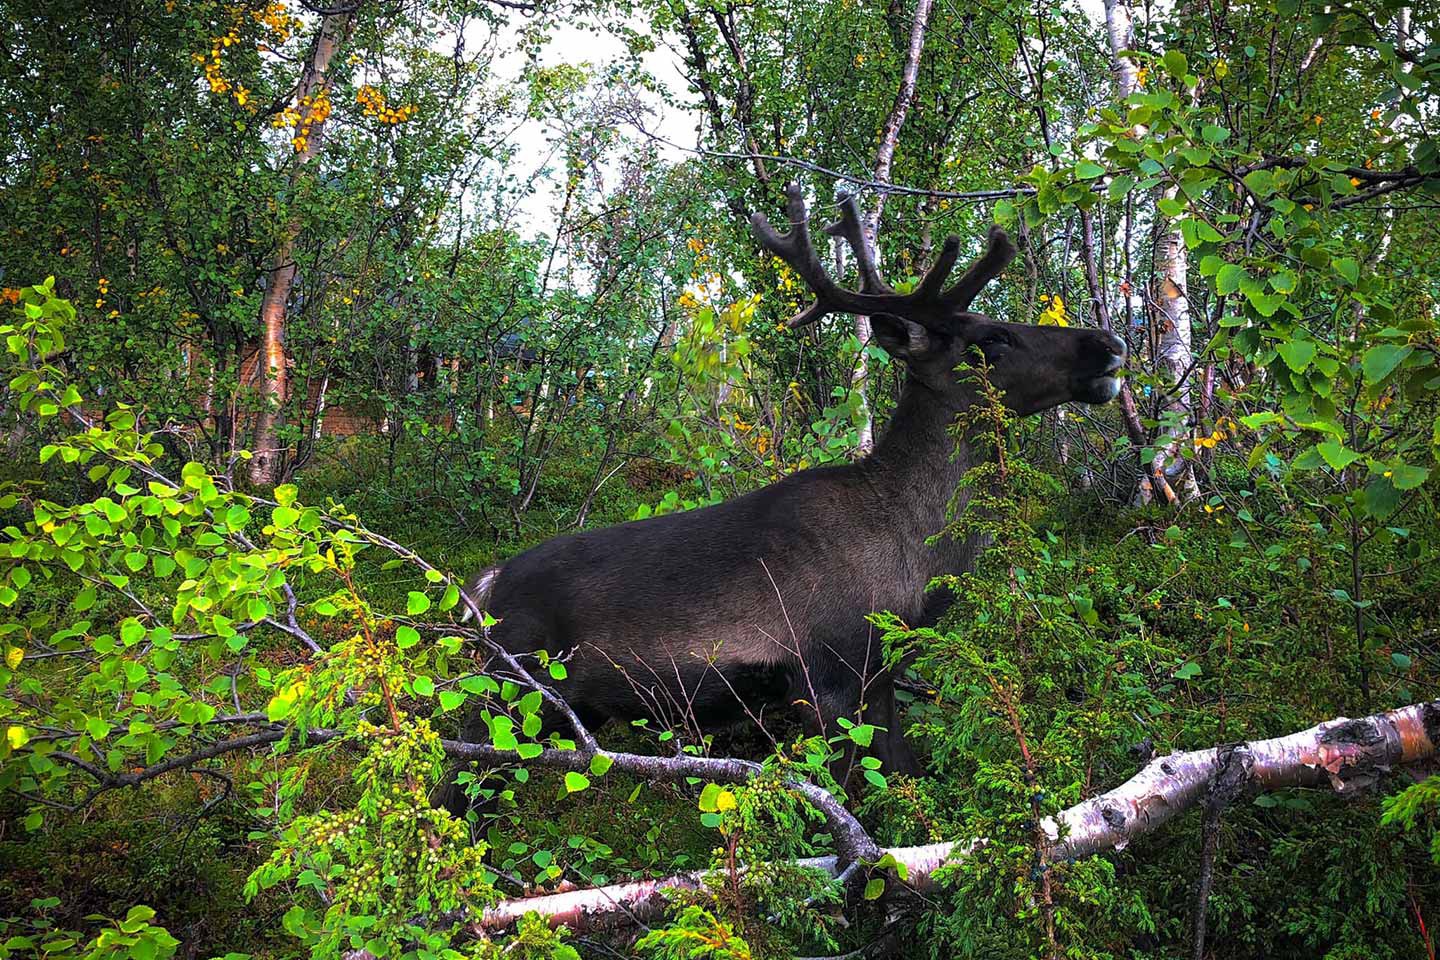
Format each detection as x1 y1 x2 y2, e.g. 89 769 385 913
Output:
5 645 22 670
715 789 737 812
6 725 27 750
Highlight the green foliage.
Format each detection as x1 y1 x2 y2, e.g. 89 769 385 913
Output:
1383 775 1440 866
5 1 1440 957
635 905 754 960
0 904 178 960
246 720 495 959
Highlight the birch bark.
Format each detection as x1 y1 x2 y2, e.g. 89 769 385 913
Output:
247 9 357 486
471 698 1440 933
852 0 933 455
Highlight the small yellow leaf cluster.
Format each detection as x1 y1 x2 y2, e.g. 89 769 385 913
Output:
1135 65 1149 88
95 276 110 310
776 262 796 292
289 89 332 153
1038 294 1069 326
357 84 417 125
195 28 253 109
271 106 302 129
251 1 301 43
1194 416 1235 451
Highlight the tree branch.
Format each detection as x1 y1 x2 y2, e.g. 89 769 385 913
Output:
474 698 1440 932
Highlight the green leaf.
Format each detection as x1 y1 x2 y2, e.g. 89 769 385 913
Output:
1107 174 1136 200
848 724 876 747
1240 411 1283 429
1201 123 1231 144
1216 263 1247 295
863 877 885 900
395 625 420 649
1333 257 1360 286
1242 169 1275 197
1275 340 1316 372
1162 49 1189 79
440 583 460 611
1269 269 1298 294
1174 661 1202 680
1074 159 1105 180
273 484 298 507
412 675 435 697
564 771 590 793
439 690 467 712
407 591 431 615
1362 344 1412 384
1316 441 1363 470
1388 463 1430 490
1246 290 1284 316
1179 146 1212 166
698 782 722 812
86 716 112 740
590 754 613 776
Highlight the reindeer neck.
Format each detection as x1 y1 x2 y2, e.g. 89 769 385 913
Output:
861 374 987 548
852 371 990 590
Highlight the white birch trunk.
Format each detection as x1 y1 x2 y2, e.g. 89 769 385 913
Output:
1149 187 1201 503
852 0 933 457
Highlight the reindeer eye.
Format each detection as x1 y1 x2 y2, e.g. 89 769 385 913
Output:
975 330 1012 353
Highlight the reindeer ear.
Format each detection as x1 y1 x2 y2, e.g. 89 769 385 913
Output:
869 314 933 359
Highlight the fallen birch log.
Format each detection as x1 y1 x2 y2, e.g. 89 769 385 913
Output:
475 698 1440 933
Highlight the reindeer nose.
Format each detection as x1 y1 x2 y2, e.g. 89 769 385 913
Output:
1101 332 1126 371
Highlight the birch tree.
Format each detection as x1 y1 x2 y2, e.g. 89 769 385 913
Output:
1103 0 1199 504
247 8 358 487
850 0 934 454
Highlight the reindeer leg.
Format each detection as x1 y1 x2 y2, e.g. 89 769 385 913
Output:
863 677 925 778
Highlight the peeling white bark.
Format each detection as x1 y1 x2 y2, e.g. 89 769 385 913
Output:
474 699 1440 933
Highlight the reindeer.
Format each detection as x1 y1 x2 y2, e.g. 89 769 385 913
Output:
443 184 1124 810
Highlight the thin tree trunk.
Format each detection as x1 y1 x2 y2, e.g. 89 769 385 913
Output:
852 0 934 456
247 9 356 487
1104 0 1198 503
1104 0 1137 99
1150 189 1201 503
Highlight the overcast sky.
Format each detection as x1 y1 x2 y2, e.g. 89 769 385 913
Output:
499 2 1115 235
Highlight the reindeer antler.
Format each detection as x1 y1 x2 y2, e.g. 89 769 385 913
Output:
749 182 1017 330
